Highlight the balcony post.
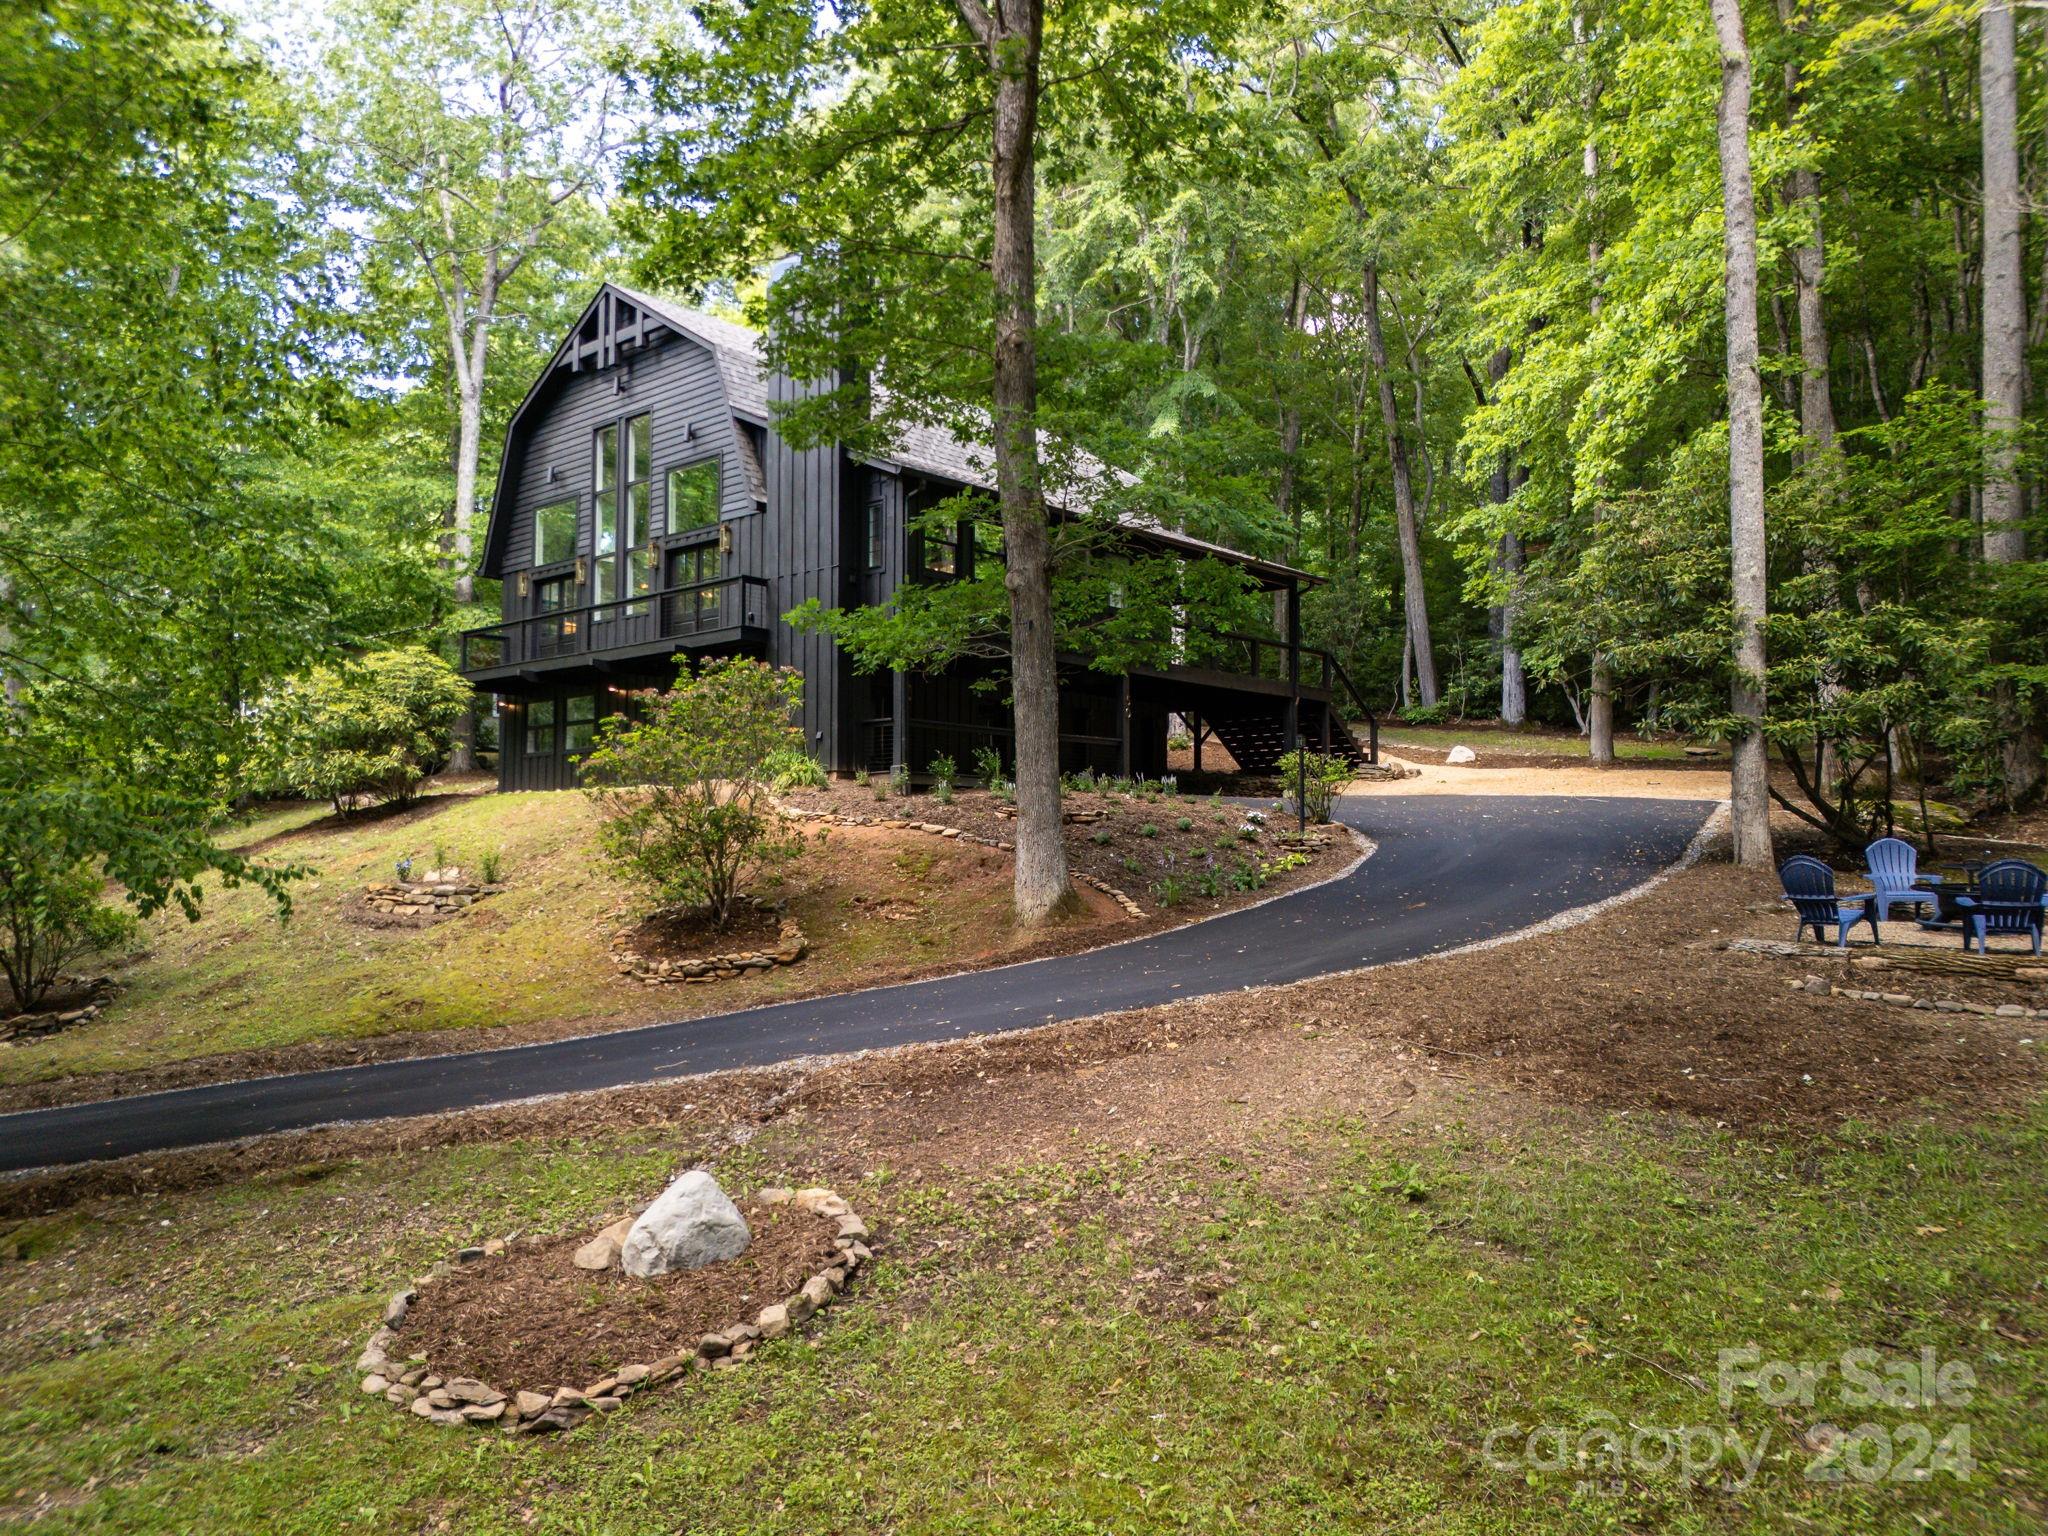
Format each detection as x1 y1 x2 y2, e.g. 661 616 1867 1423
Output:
1286 578 1304 833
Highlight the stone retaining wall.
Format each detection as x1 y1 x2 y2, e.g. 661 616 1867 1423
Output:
1781 972 2048 1021
358 1187 872 1434
612 915 809 985
0 979 114 1044
362 879 495 919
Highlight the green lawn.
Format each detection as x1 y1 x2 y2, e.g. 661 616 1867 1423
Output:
2 788 1026 1088
1378 724 1717 763
1 1100 2039 1532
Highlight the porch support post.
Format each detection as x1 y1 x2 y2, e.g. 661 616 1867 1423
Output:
1118 674 1132 779
891 670 909 776
1284 580 1302 751
1192 715 1202 772
1286 579 1304 833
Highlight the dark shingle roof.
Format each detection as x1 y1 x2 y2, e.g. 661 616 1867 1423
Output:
610 287 1313 585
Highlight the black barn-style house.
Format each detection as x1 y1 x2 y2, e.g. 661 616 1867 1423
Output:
460 283 1376 792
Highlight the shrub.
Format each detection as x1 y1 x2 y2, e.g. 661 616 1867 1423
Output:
1175 816 1192 831
970 745 1005 788
1090 828 1112 845
765 747 829 793
476 848 504 885
580 657 803 928
1168 729 1192 752
0 857 136 1014
928 753 956 802
1275 749 1352 825
265 648 473 816
1152 872 1188 907
853 768 871 788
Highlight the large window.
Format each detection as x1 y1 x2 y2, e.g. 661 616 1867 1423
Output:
526 699 556 755
564 694 598 752
591 415 651 614
667 460 720 534
922 521 958 578
863 493 885 570
533 498 575 567
668 541 723 626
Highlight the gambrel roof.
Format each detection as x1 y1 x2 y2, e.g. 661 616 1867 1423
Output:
480 282 1316 590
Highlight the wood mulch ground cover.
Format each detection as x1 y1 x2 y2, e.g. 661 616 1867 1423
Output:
778 781 1355 915
621 902 783 965
398 1201 841 1389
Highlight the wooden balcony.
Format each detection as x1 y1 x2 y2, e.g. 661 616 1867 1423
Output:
458 575 772 683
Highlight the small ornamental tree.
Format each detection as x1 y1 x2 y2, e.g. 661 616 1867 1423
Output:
1275 749 1351 826
0 857 137 1014
267 648 475 815
580 657 804 927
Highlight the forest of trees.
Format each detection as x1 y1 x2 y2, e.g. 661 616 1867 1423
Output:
2 0 2043 924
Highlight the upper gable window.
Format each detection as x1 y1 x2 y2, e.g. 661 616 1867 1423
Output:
534 498 576 567
667 460 720 534
593 413 651 613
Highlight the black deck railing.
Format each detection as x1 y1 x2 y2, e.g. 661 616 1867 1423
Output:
1193 631 1378 764
459 576 771 674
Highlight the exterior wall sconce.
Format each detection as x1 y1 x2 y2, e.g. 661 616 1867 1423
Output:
718 524 734 556
575 556 588 585
516 571 530 598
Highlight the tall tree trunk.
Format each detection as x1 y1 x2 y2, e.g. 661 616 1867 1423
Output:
445 377 482 774
1362 262 1437 706
1579 55 1616 766
1469 347 1526 725
1980 0 2039 802
1779 0 1842 789
1588 657 1615 763
1273 272 1305 558
1497 532 1526 726
960 0 1070 922
0 572 17 709
1712 0 1774 865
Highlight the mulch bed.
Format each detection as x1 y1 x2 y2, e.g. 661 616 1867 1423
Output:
621 902 783 965
399 1202 840 1388
780 782 1350 914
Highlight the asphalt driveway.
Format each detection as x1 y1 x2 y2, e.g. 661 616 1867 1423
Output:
0 794 1717 1172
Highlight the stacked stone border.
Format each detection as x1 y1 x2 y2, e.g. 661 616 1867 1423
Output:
1 978 116 1044
357 1186 872 1434
612 900 810 986
777 802 1148 919
362 877 497 920
1730 936 2048 1019
1780 972 2048 1021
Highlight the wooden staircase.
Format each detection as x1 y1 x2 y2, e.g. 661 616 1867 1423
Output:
1207 702 1371 774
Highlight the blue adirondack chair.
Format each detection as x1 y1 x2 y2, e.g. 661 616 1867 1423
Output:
1954 859 2047 955
1865 837 1937 923
1780 855 1880 949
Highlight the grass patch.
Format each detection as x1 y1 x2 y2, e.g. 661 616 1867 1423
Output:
0 1102 2039 1531
0 792 1029 1088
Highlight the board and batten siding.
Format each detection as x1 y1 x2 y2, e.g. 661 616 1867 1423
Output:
764 368 857 771
497 330 761 622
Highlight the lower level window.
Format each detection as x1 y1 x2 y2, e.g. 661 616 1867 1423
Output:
564 694 598 752
526 699 556 754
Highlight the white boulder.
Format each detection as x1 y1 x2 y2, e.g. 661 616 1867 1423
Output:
1445 744 1477 765
620 1171 750 1278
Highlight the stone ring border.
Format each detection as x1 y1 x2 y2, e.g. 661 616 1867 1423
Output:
355 1186 873 1434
